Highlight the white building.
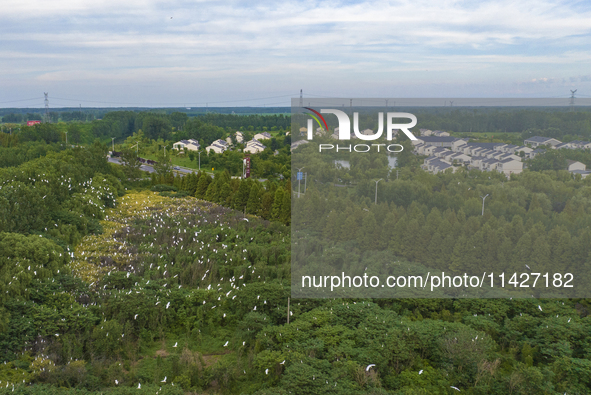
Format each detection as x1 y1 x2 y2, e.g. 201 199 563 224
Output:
497 158 523 176
254 132 272 140
514 146 533 156
206 139 229 154
244 139 266 154
291 140 309 151
422 156 456 174
567 160 586 172
173 139 200 151
524 136 562 148
235 131 244 143
570 140 591 149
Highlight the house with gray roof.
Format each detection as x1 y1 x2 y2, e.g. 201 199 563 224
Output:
173 139 200 151
524 136 562 148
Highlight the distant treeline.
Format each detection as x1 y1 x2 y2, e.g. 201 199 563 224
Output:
415 108 591 138
194 113 290 130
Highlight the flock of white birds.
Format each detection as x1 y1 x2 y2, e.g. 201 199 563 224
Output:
1 185 573 393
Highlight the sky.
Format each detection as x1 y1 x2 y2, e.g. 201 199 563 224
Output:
1 0 591 108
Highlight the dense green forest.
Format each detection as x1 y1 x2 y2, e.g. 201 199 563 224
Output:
2 110 591 394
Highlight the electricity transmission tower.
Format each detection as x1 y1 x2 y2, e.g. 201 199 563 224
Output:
44 93 49 123
570 90 577 111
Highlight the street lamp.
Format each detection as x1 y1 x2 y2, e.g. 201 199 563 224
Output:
297 167 305 198
132 142 139 155
374 179 383 205
480 194 489 216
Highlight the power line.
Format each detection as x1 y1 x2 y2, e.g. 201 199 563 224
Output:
49 93 296 107
0 97 43 104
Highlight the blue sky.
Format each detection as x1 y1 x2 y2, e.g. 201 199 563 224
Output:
1 0 591 107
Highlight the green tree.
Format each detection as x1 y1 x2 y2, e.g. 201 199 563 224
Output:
195 174 212 199
120 148 142 181
153 152 173 180
271 188 285 220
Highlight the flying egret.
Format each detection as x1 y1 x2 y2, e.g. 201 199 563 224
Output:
366 364 376 372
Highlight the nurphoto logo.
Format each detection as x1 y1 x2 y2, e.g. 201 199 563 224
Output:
303 107 418 152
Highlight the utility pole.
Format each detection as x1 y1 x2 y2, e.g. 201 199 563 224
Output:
111 138 115 152
287 297 290 324
480 194 489 216
304 172 307 194
374 179 383 205
64 131 67 146
299 89 303 108
198 151 201 170
297 167 305 198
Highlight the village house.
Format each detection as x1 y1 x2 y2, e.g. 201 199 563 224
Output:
173 139 200 151
205 139 229 154
523 136 562 148
235 131 244 143
243 139 266 154
254 132 272 140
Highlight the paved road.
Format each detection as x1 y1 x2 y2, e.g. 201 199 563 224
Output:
108 157 157 173
108 156 266 181
108 157 204 176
